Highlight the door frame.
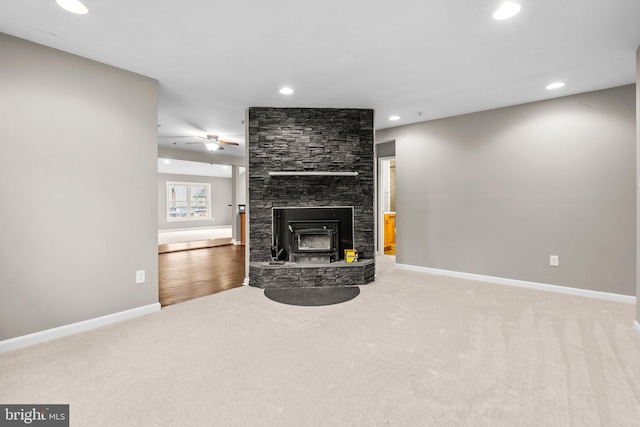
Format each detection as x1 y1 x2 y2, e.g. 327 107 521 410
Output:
377 156 395 254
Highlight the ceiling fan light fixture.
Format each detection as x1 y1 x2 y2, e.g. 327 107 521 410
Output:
205 143 219 151
493 2 521 20
56 0 89 15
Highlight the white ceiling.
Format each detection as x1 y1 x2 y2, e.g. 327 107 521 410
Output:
1 0 639 163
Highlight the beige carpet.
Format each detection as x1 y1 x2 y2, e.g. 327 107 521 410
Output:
1 256 640 426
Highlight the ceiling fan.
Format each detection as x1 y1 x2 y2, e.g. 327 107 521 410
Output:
182 134 240 151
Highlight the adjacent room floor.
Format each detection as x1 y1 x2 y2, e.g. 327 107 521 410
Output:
158 226 244 307
158 244 245 306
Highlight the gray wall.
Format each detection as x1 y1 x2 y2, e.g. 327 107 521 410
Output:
637 46 640 320
375 140 396 158
0 34 159 341
158 173 233 230
377 85 636 296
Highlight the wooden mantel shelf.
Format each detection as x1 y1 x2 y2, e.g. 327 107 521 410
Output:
268 171 358 177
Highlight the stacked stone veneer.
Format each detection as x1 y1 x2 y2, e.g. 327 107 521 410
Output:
248 107 375 288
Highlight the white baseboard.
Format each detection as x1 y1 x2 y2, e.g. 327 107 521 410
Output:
0 303 161 353
634 321 640 337
243 277 250 286
395 264 636 304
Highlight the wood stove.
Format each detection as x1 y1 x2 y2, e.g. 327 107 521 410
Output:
290 221 338 264
272 207 353 264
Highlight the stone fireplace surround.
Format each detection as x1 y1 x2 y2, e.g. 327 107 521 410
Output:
248 107 375 289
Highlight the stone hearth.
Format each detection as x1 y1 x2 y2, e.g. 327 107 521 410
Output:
250 260 375 289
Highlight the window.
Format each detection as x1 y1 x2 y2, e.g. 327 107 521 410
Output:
167 181 211 221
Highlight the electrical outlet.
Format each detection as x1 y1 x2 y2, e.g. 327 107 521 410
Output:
136 270 146 284
550 255 559 267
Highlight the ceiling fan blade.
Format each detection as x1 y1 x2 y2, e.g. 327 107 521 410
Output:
185 141 203 144
219 141 240 146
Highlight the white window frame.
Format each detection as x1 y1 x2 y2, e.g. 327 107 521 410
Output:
166 181 212 222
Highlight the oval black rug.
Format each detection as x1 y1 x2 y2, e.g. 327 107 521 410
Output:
264 286 360 306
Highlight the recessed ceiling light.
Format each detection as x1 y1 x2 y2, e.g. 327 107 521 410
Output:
279 87 294 95
163 159 170 164
492 2 521 20
389 116 400 121
56 0 89 15
545 82 566 90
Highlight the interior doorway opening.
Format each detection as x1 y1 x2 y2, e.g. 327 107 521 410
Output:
157 161 247 306
379 158 396 256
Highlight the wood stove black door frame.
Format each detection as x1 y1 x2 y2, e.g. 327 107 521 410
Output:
272 206 354 263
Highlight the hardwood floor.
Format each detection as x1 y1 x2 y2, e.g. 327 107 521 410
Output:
158 244 245 307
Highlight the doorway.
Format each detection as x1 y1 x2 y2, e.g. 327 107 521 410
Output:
157 160 247 306
379 158 396 256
